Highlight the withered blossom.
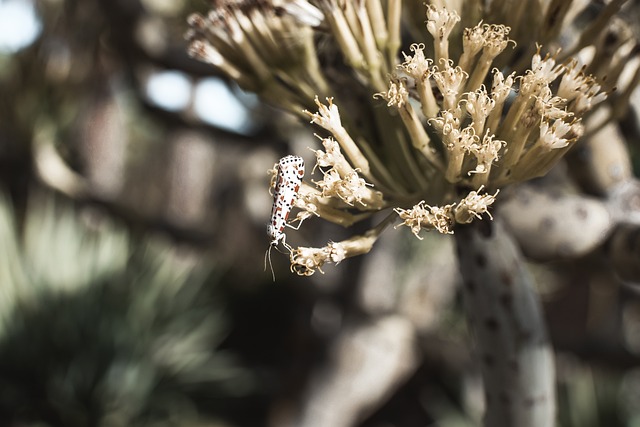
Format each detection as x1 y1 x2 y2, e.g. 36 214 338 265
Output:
186 0 639 277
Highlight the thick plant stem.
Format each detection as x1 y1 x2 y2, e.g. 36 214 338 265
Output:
455 219 556 427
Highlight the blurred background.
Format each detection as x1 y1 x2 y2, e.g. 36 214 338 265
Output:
1 0 640 426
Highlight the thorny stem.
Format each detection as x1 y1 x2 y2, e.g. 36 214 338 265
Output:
455 219 556 427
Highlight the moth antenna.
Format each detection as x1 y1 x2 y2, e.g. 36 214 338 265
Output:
264 244 276 281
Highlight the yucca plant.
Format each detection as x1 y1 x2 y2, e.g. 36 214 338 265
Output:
0 191 249 427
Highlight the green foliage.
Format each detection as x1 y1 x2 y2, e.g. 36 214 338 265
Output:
0 191 250 426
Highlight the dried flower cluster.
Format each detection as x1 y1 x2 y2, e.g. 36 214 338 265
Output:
187 0 639 275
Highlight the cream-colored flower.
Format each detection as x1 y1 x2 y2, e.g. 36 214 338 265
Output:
400 43 432 82
187 0 633 276
374 78 409 108
465 86 495 133
425 5 460 63
305 96 343 133
395 201 456 236
468 131 504 178
538 119 573 150
454 186 499 224
425 5 460 43
432 60 468 110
